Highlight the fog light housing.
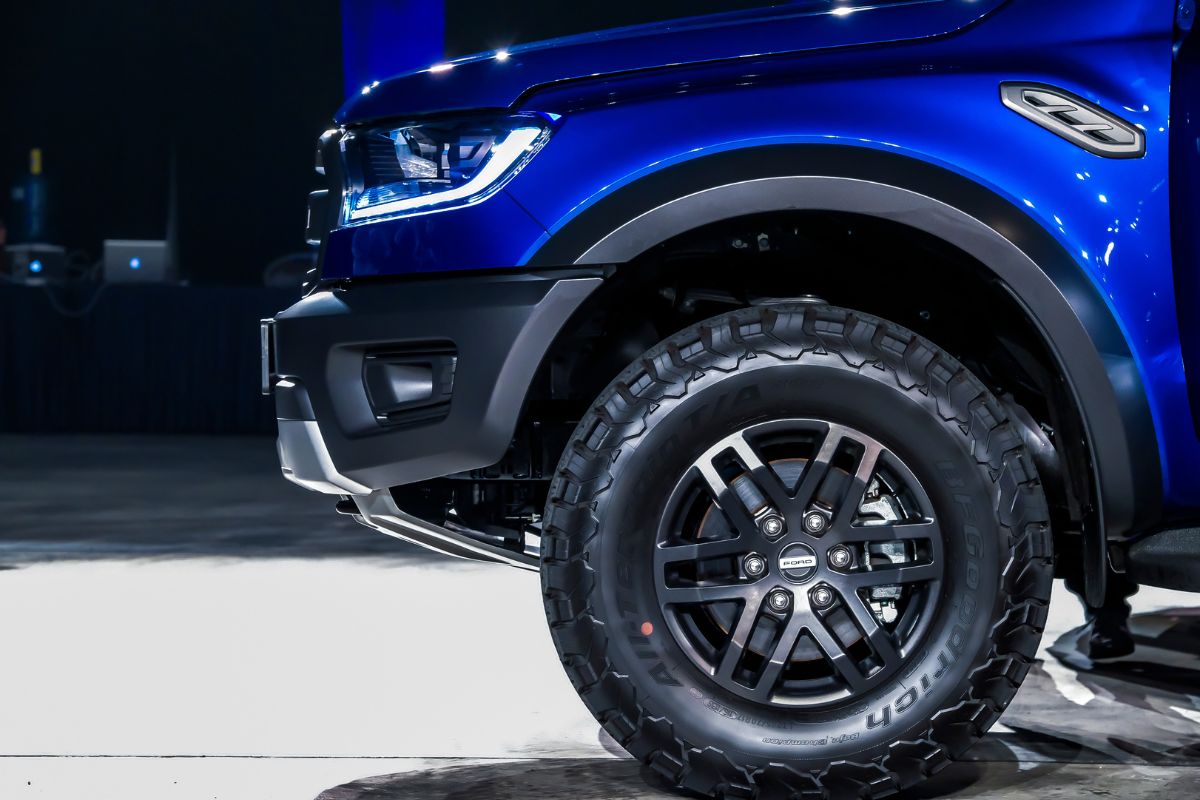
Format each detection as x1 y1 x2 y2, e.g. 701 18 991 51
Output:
362 346 457 426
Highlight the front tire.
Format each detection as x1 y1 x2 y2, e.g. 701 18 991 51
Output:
541 304 1053 798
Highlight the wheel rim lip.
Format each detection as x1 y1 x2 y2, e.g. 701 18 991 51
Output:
652 417 946 710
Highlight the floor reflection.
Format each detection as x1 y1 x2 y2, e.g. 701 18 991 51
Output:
317 607 1200 799
314 757 1197 799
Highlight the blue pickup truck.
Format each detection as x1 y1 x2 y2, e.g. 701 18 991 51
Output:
263 1 1198 796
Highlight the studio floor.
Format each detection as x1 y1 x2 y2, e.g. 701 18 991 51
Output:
0 435 1197 799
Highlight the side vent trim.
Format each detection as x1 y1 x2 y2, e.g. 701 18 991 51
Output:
1000 82 1145 158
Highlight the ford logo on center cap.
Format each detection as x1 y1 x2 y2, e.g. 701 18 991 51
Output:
778 543 819 583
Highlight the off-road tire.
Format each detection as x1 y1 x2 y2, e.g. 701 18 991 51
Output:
540 304 1053 799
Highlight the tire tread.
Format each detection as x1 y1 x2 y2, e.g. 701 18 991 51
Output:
541 305 1054 799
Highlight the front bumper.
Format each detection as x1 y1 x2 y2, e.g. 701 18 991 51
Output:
264 271 601 494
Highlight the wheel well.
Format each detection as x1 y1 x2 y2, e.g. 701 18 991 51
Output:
393 209 1096 576
527 210 1093 544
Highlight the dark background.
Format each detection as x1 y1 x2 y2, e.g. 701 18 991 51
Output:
1 1 344 285
1 0 778 284
444 0 779 57
0 0 778 435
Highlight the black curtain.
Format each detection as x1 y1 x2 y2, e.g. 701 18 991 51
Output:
1 1 344 286
0 284 294 434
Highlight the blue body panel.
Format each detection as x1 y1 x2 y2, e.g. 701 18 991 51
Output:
337 0 1007 123
321 0 1199 513
340 0 444 100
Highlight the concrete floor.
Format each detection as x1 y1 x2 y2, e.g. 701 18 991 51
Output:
0 435 1197 799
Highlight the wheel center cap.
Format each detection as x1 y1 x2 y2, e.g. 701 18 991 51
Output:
777 542 819 583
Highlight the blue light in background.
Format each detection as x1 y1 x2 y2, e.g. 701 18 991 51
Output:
129 257 141 270
30 260 43 273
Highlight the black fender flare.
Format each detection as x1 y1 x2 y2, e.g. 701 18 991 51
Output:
527 145 1160 604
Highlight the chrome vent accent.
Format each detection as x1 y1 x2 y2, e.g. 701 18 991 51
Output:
1000 82 1145 158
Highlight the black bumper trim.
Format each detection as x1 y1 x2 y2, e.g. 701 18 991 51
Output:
269 271 602 492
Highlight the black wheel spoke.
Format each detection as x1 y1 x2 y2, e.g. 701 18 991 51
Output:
849 561 940 588
728 433 793 511
806 613 870 693
749 611 806 701
715 594 766 681
654 536 748 571
831 441 884 527
693 460 764 537
841 589 902 671
792 426 840 510
835 518 940 545
661 582 753 605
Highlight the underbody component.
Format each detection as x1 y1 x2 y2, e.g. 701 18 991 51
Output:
1125 527 1200 591
349 489 539 570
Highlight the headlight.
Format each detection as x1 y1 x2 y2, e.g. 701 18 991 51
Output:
340 114 553 224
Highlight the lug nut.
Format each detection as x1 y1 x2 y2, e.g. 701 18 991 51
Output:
828 545 852 569
803 510 828 534
759 513 786 537
768 589 791 611
743 553 767 577
810 584 834 609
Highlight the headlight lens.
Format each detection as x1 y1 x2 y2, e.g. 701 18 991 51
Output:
340 115 552 224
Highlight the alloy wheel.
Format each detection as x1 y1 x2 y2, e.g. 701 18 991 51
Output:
654 419 944 708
